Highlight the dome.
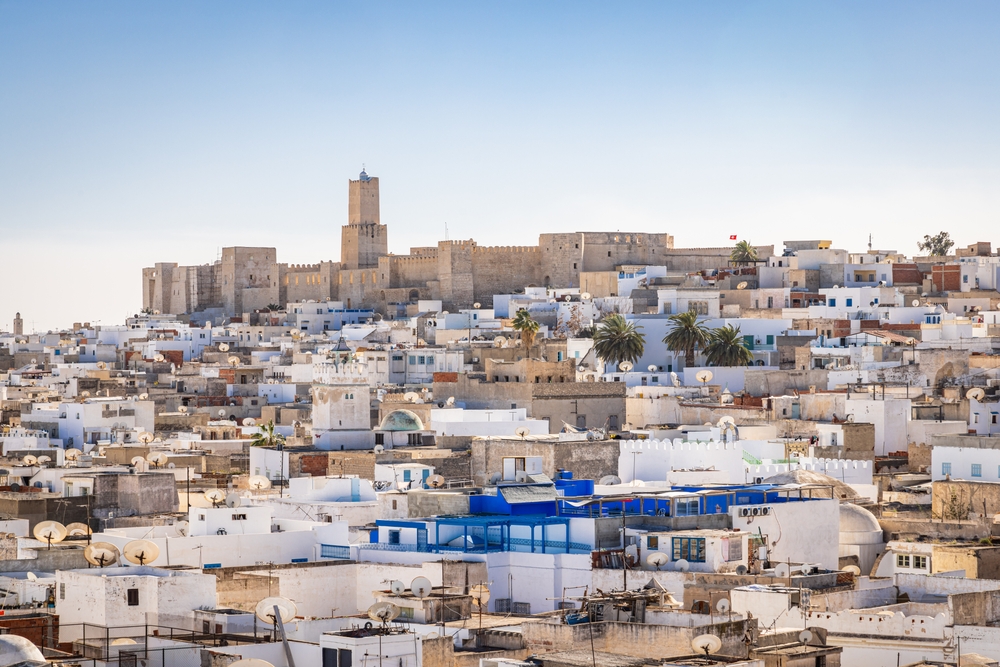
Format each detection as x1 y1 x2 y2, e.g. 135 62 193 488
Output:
0 634 45 665
761 469 858 500
379 409 424 432
840 503 882 535
359 168 370 181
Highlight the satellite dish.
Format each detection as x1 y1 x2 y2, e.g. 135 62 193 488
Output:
174 521 190 537
774 563 791 578
832 284 839 289
736 281 748 290
367 602 401 625
65 448 83 461
674 559 690 572
515 427 531 439
581 292 592 300
696 370 714 384
97 361 108 370
249 475 272 491
138 432 155 444
489 472 502 485
912 299 920 307
178 406 189 414
670 372 681 387
217 409 227 418
967 388 986 401
228 356 242 367
390 580 406 595
494 336 507 348
255 597 297 625
229 660 276 667
146 451 168 466
599 475 622 486
25 572 37 582
22 455 37 466
84 542 120 567
66 522 91 537
446 396 456 406
243 417 256 426
716 598 731 613
29 358 37 365
647 365 657 372
646 552 669 569
154 354 165 362
225 492 242 508
373 444 385 454
410 576 432 598
167 462 176 469
111 638 138 646
470 583 491 607
844 565 861 575
619 361 634 372
80 391 91 398
799 629 814 644
404 391 420 403
123 539 160 566
691 634 723 655
36 455 51 464
33 521 67 547
735 565 748 575
219 343 230 352
427 474 446 488
130 456 146 470
204 489 226 507
473 302 482 309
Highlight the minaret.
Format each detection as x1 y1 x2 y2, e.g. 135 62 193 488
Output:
12 312 23 336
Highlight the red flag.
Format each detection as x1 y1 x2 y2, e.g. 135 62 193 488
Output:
729 235 737 240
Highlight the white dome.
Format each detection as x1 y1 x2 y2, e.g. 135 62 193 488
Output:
0 634 44 665
840 503 882 535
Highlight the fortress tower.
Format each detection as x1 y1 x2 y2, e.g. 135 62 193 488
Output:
13 312 23 336
341 168 387 270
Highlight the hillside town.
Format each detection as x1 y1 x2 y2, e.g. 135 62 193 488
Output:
4 172 1000 667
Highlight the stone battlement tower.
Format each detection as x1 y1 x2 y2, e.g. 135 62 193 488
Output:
341 168 387 270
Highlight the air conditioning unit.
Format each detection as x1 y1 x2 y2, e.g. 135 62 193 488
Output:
761 506 771 516
740 507 751 517
752 507 761 516
754 477 764 484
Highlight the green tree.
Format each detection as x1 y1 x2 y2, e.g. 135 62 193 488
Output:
265 304 283 312
704 325 754 367
511 309 540 349
250 420 286 449
662 310 711 368
593 314 645 371
730 240 759 266
917 232 954 257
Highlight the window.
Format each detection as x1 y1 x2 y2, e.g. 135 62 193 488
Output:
672 537 706 562
942 463 951 476
846 298 853 307
674 498 699 516
828 298 836 307
897 554 910 568
60 583 65 600
964 275 969 283
972 463 982 478
403 470 411 482
127 588 139 606
418 356 426 365
688 301 709 315
232 513 247 520
647 536 658 549
388 530 400 545
913 555 927 570
408 356 416 365
392 499 397 510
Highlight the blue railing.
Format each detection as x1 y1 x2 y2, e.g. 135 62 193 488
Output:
320 544 351 559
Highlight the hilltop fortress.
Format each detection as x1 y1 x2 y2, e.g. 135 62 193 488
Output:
142 169 741 318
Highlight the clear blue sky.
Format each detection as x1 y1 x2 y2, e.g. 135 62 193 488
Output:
2 2 1000 331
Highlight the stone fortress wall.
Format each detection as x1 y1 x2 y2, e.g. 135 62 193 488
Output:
141 171 686 317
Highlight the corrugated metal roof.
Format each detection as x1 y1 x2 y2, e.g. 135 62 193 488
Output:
499 485 557 504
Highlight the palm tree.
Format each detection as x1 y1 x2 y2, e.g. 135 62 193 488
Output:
593 314 645 372
250 420 286 449
704 325 753 367
511 309 540 349
662 311 710 368
730 240 758 266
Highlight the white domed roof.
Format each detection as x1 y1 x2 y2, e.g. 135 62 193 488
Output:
840 503 881 534
0 634 44 665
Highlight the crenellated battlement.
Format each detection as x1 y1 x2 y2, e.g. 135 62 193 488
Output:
472 245 540 254
620 438 740 452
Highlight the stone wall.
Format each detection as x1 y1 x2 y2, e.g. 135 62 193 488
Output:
470 438 620 486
